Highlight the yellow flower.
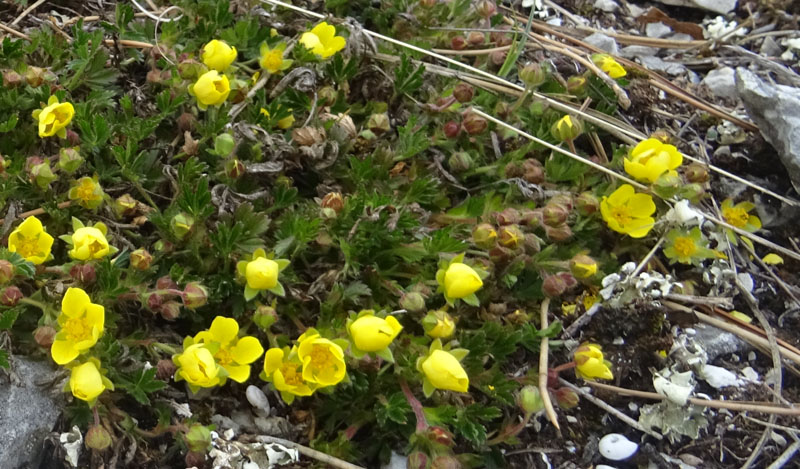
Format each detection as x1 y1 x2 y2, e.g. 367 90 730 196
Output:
32 95 74 138
237 248 290 300
69 360 113 404
259 42 293 74
262 346 316 403
721 199 761 232
422 310 456 339
173 343 225 391
569 254 597 279
260 107 295 129
550 115 583 142
8 216 54 264
442 261 483 300
68 176 105 209
624 138 683 183
51 288 105 365
192 316 264 384
347 310 403 354
297 331 347 387
574 343 613 380
762 253 784 265
299 22 346 58
663 227 715 265
416 340 469 396
600 184 656 238
592 54 627 79
189 70 231 110
69 226 111 260
201 39 237 72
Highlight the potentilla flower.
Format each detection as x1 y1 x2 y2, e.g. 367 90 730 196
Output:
262 346 316 404
297 330 347 387
51 287 105 365
259 42 293 74
591 53 627 78
236 248 290 300
68 176 105 209
189 70 231 110
624 138 683 184
416 339 469 397
600 184 656 238
68 359 114 405
191 316 264 384
550 115 583 142
573 343 613 380
347 310 403 359
663 227 716 265
173 343 227 392
299 22 346 58
422 310 456 339
7 216 54 264
435 254 486 306
32 95 74 138
201 39 237 72
62 219 116 261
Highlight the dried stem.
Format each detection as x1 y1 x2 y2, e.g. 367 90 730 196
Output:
538 298 560 430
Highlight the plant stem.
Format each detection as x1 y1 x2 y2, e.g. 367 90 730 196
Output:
400 378 428 432
538 297 560 430
19 297 48 311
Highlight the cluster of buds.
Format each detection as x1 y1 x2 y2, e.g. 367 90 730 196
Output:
320 192 344 219
504 158 545 184
141 276 208 320
471 207 545 264
541 194 574 242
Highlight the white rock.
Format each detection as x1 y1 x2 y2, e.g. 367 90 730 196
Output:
646 22 672 38
654 0 736 15
699 364 741 389
619 45 658 59
702 67 737 98
593 0 619 12
584 33 619 55
246 385 270 414
599 433 639 461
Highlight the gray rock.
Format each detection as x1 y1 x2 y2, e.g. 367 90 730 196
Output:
761 37 783 57
654 0 736 15
593 0 619 12
0 357 63 469
702 67 737 98
693 323 750 360
736 67 800 192
646 22 672 39
584 33 619 55
619 46 658 59
638 56 687 75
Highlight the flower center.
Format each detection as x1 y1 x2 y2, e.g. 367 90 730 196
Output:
215 348 232 367
280 363 303 386
76 182 96 201
54 107 70 123
15 234 40 258
264 51 282 71
723 207 749 228
64 316 91 342
214 79 226 93
196 358 213 379
88 239 106 256
673 237 696 258
609 205 632 226
309 344 334 370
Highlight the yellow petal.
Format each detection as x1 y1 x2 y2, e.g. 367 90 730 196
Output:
51 339 79 365
62 287 91 317
230 336 264 364
626 193 656 217
208 316 239 345
264 347 285 375
225 364 251 383
762 253 784 265
443 262 483 299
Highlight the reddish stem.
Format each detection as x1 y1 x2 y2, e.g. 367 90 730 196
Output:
400 378 429 432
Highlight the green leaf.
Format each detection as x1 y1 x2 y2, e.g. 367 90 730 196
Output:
0 308 20 330
116 367 167 406
0 349 8 369
0 114 18 132
0 249 35 278
394 115 430 161
394 54 425 96
342 281 371 300
545 152 589 182
375 392 411 426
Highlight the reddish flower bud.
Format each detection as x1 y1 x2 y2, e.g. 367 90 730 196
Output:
524 233 542 254
156 276 179 291
489 245 513 264
2 70 22 89
542 275 567 298
545 223 572 242
146 292 163 311
522 159 545 184
65 129 81 146
520 209 542 228
557 272 578 290
503 161 524 179
130 249 153 271
476 0 497 18
431 455 462 469
159 301 181 321
33 325 56 348
177 112 196 132
472 223 498 249
254 303 279 329
443 121 461 139
467 31 485 46
494 207 520 225
182 282 208 310
0 260 15 284
1 286 23 306
69 264 96 286
146 68 164 85
489 50 507 67
86 425 113 451
453 83 474 103
490 26 512 46
575 192 599 216
156 359 177 380
554 387 580 409
542 204 568 227
321 192 345 213
427 426 455 447
225 158 246 179
450 36 467 50
407 451 429 469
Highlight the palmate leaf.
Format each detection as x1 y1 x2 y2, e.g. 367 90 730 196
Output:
0 248 36 278
116 367 166 405
394 54 425 97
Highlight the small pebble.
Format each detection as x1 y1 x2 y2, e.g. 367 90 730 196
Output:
599 433 638 461
246 385 270 414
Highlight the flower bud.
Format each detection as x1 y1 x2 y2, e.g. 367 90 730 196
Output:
66 129 81 146
503 161 524 178
550 193 574 211
33 325 56 348
368 113 391 134
58 147 84 174
129 249 153 270
29 161 56 189
70 264 96 285
146 68 165 85
422 309 455 338
431 455 462 469
225 158 246 179
653 171 681 199
3 70 22 88
453 83 474 103
524 233 541 254
476 0 497 17
25 66 45 87
575 192 599 215
566 76 587 96
114 194 138 218
472 223 497 249
554 387 579 409
521 209 542 228
254 303 279 329
570 254 597 279
497 225 524 249
177 58 203 80
542 204 568 227
318 85 337 106
684 163 709 183
494 207 520 225
443 121 461 139
159 301 181 321
177 112 196 132
451 34 470 50
545 223 572 242
184 424 212 453
0 260 14 284
1 286 23 306
488 245 513 264
170 213 195 239
85 425 113 451
462 112 487 135
522 159 545 184
399 291 427 313
678 182 705 203
292 126 326 146
156 275 179 291
182 282 208 310
426 426 454 448
420 0 436 7
490 26 512 46
551 115 583 142
448 151 472 173
407 451 429 469
542 275 567 298
519 62 548 88
146 292 163 311
489 50 507 68
156 359 177 380
467 31 485 46
214 133 235 157
317 193 344 216
517 385 544 414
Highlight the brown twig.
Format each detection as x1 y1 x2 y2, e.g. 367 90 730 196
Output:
539 298 560 430
11 0 46 26
0 201 72 226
